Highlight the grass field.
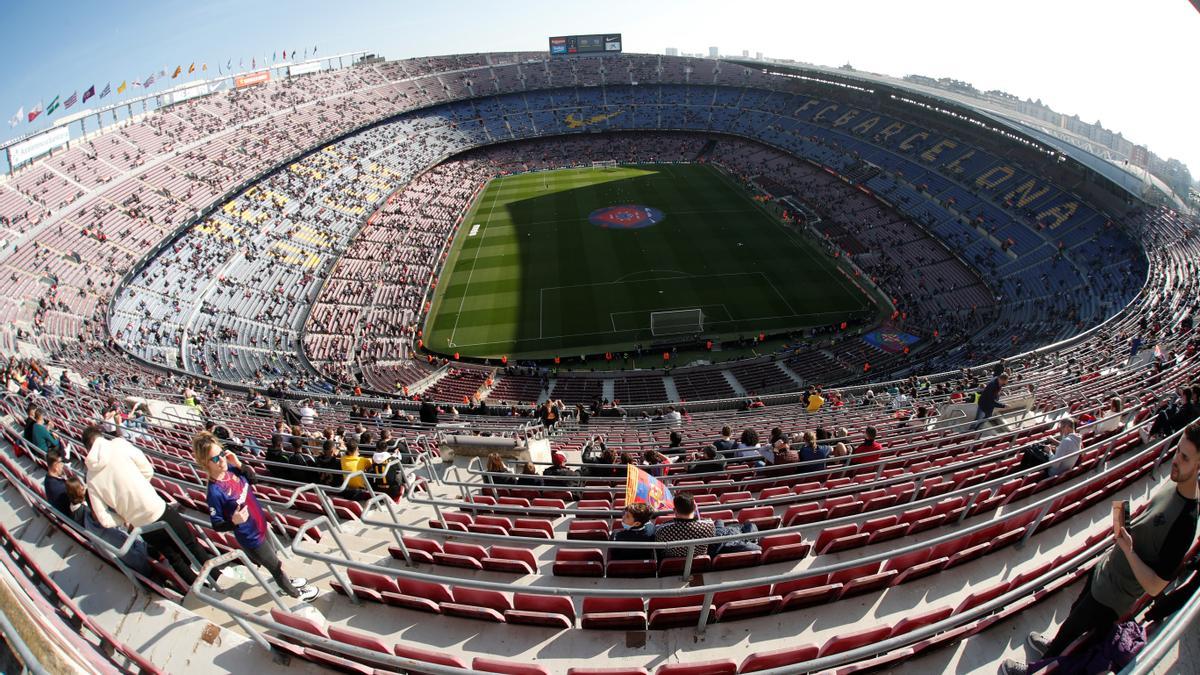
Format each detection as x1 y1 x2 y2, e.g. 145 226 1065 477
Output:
424 163 876 360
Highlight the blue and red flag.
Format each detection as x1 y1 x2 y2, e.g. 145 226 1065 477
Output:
625 465 674 511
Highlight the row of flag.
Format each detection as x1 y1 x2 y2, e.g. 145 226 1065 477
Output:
8 45 318 129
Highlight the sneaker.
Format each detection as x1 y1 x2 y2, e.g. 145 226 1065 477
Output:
289 577 308 588
295 585 319 603
1001 659 1029 675
1026 631 1051 657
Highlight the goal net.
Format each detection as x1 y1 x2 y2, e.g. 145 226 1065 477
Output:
591 160 618 170
650 308 704 337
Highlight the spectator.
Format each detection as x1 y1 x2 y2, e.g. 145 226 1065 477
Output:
313 439 340 486
516 461 543 488
654 493 715 559
1004 421 1200 674
973 373 1010 430
484 452 515 487
733 428 768 467
851 426 884 466
43 449 70 515
771 436 799 466
23 405 65 460
642 449 671 477
82 425 214 586
542 451 580 498
287 438 317 484
666 431 684 451
340 442 372 499
1094 397 1125 435
298 399 318 425
687 445 726 475
610 503 656 560
663 406 682 427
65 476 153 577
418 395 439 424
369 452 404 500
1020 418 1082 478
806 387 825 413
712 426 737 453
798 431 833 472
192 432 317 601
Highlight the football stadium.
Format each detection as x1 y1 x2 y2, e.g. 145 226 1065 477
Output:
0 3 1198 674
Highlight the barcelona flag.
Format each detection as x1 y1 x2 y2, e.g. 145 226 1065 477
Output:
625 465 674 511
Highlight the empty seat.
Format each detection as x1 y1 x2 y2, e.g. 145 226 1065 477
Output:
606 559 658 578
270 607 329 639
713 585 781 622
441 586 512 622
760 533 810 564
654 658 737 675
819 625 892 657
567 520 610 541
382 578 452 613
581 597 647 630
738 643 819 672
393 536 442 564
553 549 604 577
483 546 538 574
736 506 780 530
512 518 555 539
394 643 469 671
433 541 487 570
473 656 552 675
505 593 575 629
648 595 711 630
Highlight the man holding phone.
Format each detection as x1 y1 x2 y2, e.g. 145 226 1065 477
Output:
1004 421 1200 674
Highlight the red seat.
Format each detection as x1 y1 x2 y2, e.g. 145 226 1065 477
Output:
815 524 867 555
302 648 372 674
512 518 555 539
328 625 390 654
269 607 328 639
567 520 611 541
580 597 646 630
760 533 810 564
394 643 469 671
441 586 512 622
720 491 753 504
712 550 761 570
658 555 712 576
782 503 828 527
433 541 487 570
382 578 451 613
713 585 781 622
345 568 397 602
483 546 538 574
648 594 712 629
531 498 567 509
428 512 472 531
655 658 737 675
473 656 551 675
553 549 604 577
738 644 819 672
606 559 658 577
891 605 953 637
775 580 842 612
394 536 441 564
955 582 1011 613
505 593 575 629
819 625 892 657
568 669 650 675
736 506 780 530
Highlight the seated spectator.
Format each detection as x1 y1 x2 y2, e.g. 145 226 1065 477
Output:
340 443 372 499
43 449 70 515
663 406 682 427
542 451 581 499
771 436 799 467
287 438 317 483
642 449 671 477
1020 418 1082 478
65 476 152 577
24 405 66 460
582 442 620 478
484 452 515 487
851 426 884 466
798 431 833 472
610 503 656 560
1094 397 1125 435
733 428 769 467
314 439 340 486
370 452 404 500
516 461 543 487
666 431 684 452
654 494 715 559
806 387 825 413
687 445 726 475
712 426 736 453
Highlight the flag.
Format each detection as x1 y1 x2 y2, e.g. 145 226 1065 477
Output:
100 82 112 98
282 50 287 60
27 102 42 122
251 57 255 68
304 47 308 58
143 73 156 87
313 44 317 54
130 80 141 89
172 65 181 78
202 63 207 71
8 107 22 128
46 95 61 115
82 85 95 103
239 58 243 68
188 62 195 74
272 51 276 62
218 63 222 75
625 465 674 511
226 58 232 71
64 91 78 109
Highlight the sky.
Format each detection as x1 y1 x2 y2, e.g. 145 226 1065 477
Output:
1 0 1198 182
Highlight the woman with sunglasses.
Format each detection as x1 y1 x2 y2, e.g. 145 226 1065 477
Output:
191 431 317 601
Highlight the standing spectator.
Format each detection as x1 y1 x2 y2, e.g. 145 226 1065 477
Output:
663 406 682 427
82 426 215 586
192 432 317 601
1004 421 1200 674
65 476 153 577
654 493 715 559
298 400 318 426
973 373 1010 430
43 449 71 515
418 395 439 424
610 503 656 560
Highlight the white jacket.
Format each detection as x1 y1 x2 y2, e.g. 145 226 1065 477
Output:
85 436 166 529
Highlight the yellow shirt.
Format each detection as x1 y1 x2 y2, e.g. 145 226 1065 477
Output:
807 394 825 413
341 455 372 489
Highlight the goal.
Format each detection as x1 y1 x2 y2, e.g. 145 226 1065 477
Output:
591 160 618 170
650 308 704 337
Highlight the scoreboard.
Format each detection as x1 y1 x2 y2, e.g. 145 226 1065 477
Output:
549 33 622 56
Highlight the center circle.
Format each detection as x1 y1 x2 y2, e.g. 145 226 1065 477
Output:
588 205 666 230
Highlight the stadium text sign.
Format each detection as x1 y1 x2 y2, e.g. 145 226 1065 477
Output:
235 71 271 89
549 33 622 55
7 126 71 167
288 61 321 77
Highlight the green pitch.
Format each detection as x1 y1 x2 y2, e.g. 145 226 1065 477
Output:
424 163 875 360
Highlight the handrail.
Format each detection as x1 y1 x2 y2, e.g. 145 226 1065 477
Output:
291 427 1181 606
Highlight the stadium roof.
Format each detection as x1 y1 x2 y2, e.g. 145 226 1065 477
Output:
742 59 1178 208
